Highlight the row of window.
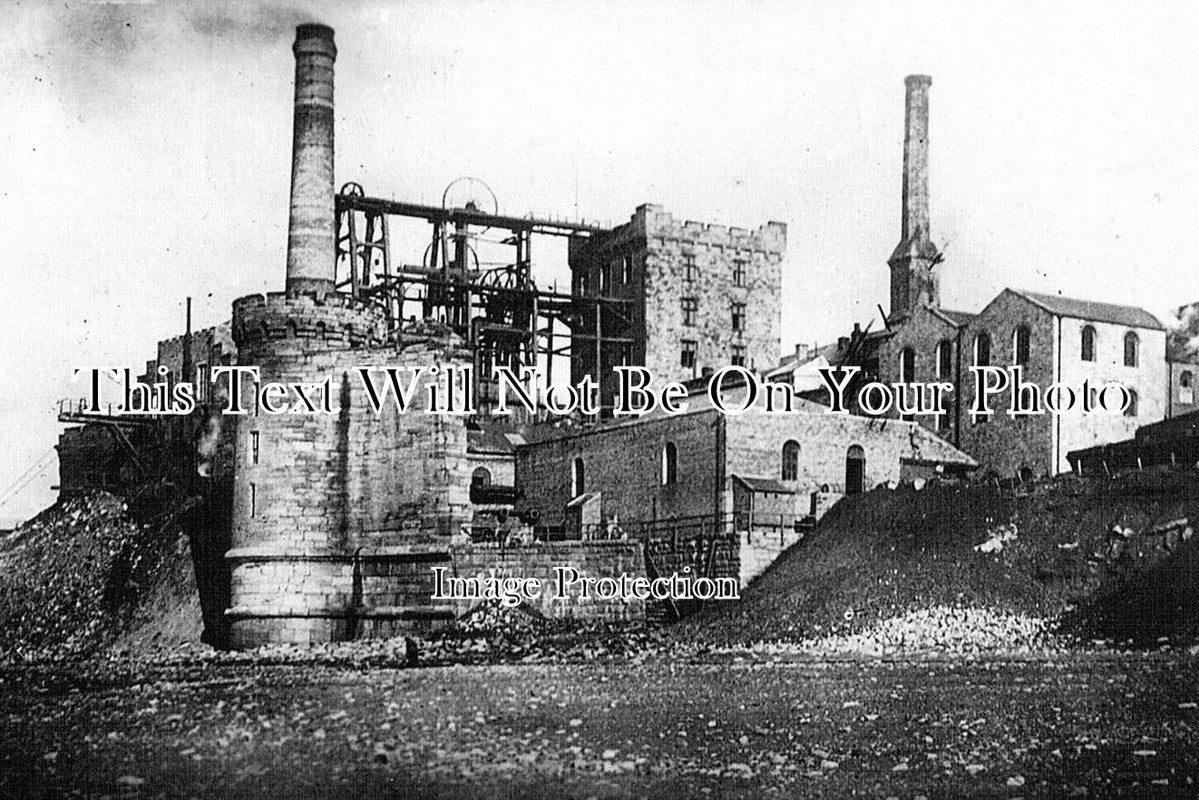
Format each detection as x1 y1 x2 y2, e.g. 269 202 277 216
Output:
680 341 746 369
902 324 1143 384
576 254 637 295
681 298 746 330
681 254 748 286
569 441 868 496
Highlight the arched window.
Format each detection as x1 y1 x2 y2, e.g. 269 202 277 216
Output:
974 332 991 367
1013 324 1031 366
936 339 953 380
974 332 992 424
899 347 916 383
1124 331 1139 367
661 442 678 486
471 467 492 487
1182 371 1194 389
845 445 866 495
1181 370 1194 404
1081 325 1096 362
571 458 585 497
781 440 800 482
1125 388 1139 417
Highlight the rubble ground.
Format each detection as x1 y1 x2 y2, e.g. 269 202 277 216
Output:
2 651 1197 799
683 467 1199 653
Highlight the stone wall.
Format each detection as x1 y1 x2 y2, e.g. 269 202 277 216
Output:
226 291 476 648
569 204 785 407
450 541 646 622
1055 315 1166 475
515 410 722 525
723 409 974 506
958 290 1057 477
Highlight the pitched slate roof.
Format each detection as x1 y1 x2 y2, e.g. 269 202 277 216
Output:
1012 289 1164 331
938 309 978 328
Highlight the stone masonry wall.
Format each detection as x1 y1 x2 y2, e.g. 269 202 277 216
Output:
450 541 646 622
515 410 722 526
226 291 474 647
958 291 1057 477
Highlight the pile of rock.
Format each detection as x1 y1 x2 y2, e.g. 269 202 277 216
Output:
0 491 180 658
744 605 1059 658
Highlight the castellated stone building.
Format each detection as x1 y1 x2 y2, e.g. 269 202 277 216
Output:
820 73 1169 478
569 205 785 408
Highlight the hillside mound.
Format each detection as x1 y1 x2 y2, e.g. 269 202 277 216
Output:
0 491 202 659
682 467 1199 652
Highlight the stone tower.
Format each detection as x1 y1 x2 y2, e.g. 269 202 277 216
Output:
888 74 941 320
226 25 469 648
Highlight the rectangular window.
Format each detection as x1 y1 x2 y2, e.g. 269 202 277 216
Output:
681 340 697 370
731 302 746 332
576 273 589 295
684 254 697 282
250 483 257 518
681 297 698 326
732 345 746 367
622 255 633 284
599 264 609 294
195 363 209 402
251 431 260 465
732 258 746 287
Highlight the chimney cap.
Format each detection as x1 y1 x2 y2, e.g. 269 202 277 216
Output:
294 23 337 57
905 74 932 87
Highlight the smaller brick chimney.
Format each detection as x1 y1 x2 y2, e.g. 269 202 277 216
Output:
285 23 337 296
889 74 940 319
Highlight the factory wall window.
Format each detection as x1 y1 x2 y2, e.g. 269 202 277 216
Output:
576 273 588 295
250 483 257 518
974 332 992 424
732 258 746 287
1081 325 1096 362
1013 324 1030 366
196 363 209 402
1124 331 1139 367
936 339 953 379
1125 388 1139 417
598 264 609 294
845 445 865 495
250 431 260 465
661 442 678 486
622 255 633 284
731 302 746 332
680 339 697 370
899 347 916 383
899 347 916 421
571 458 585 498
681 297 698 326
684 253 697 282
731 345 746 367
974 332 991 367
1181 370 1194 404
781 440 800 482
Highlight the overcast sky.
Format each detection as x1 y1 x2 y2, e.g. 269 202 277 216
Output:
2 0 1198 518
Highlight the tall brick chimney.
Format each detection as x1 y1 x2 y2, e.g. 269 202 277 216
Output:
888 74 940 319
285 23 337 296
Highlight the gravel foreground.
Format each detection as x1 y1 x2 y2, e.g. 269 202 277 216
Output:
3 650 1198 799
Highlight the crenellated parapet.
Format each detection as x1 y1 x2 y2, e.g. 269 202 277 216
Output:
232 292 388 352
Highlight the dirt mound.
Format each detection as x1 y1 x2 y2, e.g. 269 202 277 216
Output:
683 467 1199 651
0 491 202 659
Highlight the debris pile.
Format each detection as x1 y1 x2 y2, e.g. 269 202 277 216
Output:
740 606 1056 657
684 466 1199 652
0 491 201 659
